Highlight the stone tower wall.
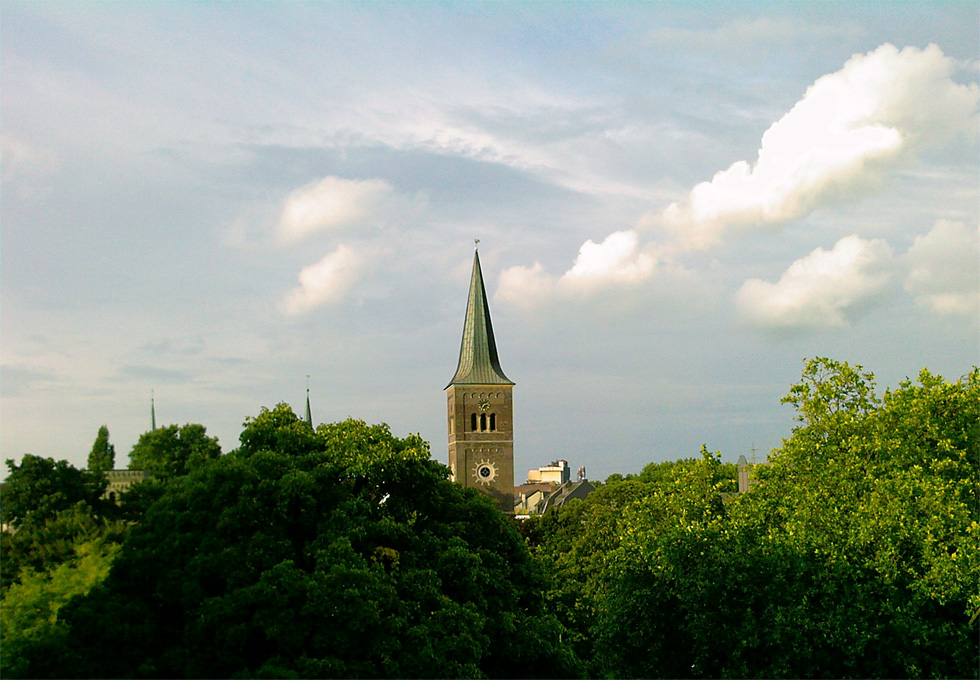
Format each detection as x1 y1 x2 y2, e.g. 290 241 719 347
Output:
447 384 514 513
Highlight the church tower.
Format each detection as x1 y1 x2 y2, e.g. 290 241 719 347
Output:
446 247 515 514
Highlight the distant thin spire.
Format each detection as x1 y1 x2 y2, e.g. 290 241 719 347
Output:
305 375 313 427
151 390 157 431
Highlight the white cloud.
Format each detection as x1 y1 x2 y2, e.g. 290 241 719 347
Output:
277 176 393 243
736 235 894 330
278 245 364 316
659 43 979 250
496 230 660 306
904 220 980 316
496 262 556 307
561 230 657 287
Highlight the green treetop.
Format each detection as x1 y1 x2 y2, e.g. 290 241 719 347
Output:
86 425 115 472
14 405 579 679
128 423 221 479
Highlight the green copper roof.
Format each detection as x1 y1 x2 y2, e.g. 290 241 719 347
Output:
447 250 514 387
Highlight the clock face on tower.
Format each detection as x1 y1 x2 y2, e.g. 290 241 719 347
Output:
474 459 497 485
478 397 491 412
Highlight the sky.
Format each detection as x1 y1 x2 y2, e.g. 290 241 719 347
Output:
2 2 978 482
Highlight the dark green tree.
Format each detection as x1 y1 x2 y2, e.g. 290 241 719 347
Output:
128 423 221 479
0 456 107 529
18 406 579 679
86 425 115 472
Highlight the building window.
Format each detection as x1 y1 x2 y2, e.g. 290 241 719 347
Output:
480 413 487 431
489 413 496 431
471 413 477 431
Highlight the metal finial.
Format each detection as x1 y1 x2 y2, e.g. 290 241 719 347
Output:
474 239 480 249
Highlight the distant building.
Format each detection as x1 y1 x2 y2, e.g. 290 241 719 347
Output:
736 454 758 493
104 469 153 501
526 459 570 485
539 479 596 514
514 487 552 515
515 462 595 515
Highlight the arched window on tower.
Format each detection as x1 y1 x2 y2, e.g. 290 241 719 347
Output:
471 413 477 431
480 413 487 431
489 413 496 431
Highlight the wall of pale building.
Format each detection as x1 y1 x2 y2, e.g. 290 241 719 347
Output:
103 469 153 502
526 459 570 485
516 479 596 515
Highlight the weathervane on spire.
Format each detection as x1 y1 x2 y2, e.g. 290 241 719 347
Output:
474 239 480 249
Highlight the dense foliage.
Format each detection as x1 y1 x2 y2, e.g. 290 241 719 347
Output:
1 455 109 529
2 359 977 678
7 405 576 679
530 358 979 678
1 505 126 678
128 423 221 479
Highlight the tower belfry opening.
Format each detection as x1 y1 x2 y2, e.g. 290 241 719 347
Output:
446 246 515 514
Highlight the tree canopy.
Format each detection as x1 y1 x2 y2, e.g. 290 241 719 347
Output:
530 359 979 678
128 423 221 479
1 455 108 529
4 360 977 679
86 425 115 472
1 503 126 678
12 405 577 679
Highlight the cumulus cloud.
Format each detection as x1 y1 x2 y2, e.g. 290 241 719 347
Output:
904 220 979 316
736 235 894 330
279 245 364 316
659 43 979 249
496 230 661 305
562 230 657 287
277 176 393 243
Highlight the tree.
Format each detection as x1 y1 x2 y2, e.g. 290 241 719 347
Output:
128 423 221 479
1 506 124 678
592 359 979 678
86 425 115 472
527 448 735 676
18 406 579 678
1 502 123 595
0 456 107 529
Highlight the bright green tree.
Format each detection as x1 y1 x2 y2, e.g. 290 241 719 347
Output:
86 425 115 472
525 448 735 676
0 507 124 678
594 359 979 678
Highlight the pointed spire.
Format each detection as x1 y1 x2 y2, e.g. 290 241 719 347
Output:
305 375 313 427
447 246 514 387
151 390 157 431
